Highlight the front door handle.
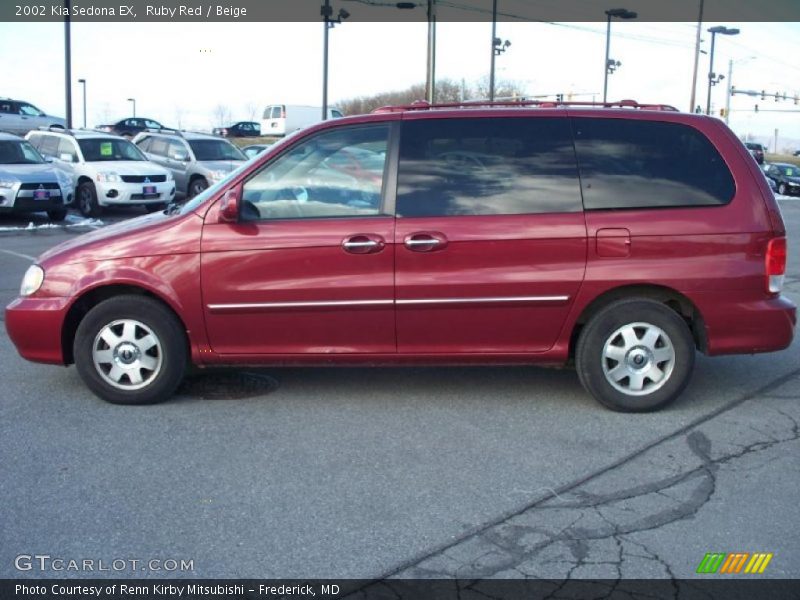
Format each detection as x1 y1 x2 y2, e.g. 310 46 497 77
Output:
342 234 385 254
404 231 448 252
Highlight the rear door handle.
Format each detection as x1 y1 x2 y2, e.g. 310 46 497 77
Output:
404 232 448 252
342 234 385 254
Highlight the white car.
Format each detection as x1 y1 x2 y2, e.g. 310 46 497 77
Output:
25 128 176 217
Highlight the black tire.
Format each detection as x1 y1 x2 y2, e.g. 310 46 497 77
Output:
73 295 187 405
188 177 208 198
47 208 67 221
778 183 787 196
575 299 695 412
77 181 102 217
144 203 166 213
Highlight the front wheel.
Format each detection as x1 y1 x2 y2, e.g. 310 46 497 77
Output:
188 177 208 198
77 182 101 217
575 299 695 412
47 208 67 221
778 183 787 196
74 295 187 405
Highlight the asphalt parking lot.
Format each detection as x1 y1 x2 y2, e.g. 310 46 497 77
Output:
1 200 798 581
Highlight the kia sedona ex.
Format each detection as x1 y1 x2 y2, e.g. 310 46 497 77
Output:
5 100 796 411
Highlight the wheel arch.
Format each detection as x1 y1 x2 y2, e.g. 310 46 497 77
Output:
569 284 708 358
61 283 190 365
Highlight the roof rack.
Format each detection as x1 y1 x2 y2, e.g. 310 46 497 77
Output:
142 127 183 136
37 125 74 134
372 99 680 114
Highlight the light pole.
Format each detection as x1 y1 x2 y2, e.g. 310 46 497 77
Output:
127 97 136 117
689 0 704 112
705 25 739 115
78 78 86 128
603 8 637 103
489 0 511 102
321 0 349 121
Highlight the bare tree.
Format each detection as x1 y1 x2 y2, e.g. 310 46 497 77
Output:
212 104 231 127
244 102 259 122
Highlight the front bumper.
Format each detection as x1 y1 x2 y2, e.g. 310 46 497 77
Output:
95 181 175 206
5 296 71 365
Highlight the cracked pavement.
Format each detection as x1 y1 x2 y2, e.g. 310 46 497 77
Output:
1 200 799 582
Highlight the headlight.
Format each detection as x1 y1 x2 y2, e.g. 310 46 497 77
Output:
20 264 44 297
95 172 120 183
0 179 17 189
208 170 227 182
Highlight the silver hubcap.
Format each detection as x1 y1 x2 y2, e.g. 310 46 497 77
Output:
80 189 92 212
602 322 675 396
92 319 162 390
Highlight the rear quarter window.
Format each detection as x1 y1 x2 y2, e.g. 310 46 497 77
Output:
572 118 735 210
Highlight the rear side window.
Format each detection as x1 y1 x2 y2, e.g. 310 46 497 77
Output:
572 118 735 210
397 117 582 217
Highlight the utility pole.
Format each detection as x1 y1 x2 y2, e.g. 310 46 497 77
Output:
774 128 779 154
725 59 732 124
64 0 72 129
689 0 704 113
426 0 436 103
489 0 497 102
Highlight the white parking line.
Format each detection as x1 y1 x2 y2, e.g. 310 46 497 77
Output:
0 249 36 261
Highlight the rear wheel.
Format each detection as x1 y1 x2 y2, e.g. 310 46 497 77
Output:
74 295 187 405
575 299 695 412
77 181 101 217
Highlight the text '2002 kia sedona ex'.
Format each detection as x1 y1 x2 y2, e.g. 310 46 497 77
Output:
5 100 796 412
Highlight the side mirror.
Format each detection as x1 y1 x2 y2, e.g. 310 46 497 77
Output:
218 185 241 223
171 152 189 162
58 153 74 162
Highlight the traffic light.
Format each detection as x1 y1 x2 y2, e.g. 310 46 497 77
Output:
556 94 564 102
775 91 779 102
761 90 766 100
755 104 759 113
720 108 727 117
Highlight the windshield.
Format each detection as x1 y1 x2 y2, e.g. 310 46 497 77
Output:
779 166 797 177
188 139 246 161
78 138 147 162
0 140 46 164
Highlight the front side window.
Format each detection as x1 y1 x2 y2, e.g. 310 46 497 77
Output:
167 139 189 160
57 138 78 162
78 138 146 162
573 118 735 210
396 117 583 217
143 119 161 129
38 135 59 157
242 125 390 220
188 139 245 161
0 140 45 164
18 103 43 116
270 106 283 119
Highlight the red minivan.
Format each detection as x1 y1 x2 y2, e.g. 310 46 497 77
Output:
5 101 796 411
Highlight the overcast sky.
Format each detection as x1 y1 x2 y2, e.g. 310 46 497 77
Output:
1 20 799 148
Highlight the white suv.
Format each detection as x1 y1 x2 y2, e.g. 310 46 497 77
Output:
25 129 175 217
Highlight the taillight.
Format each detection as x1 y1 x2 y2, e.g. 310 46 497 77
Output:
281 108 286 118
766 237 787 293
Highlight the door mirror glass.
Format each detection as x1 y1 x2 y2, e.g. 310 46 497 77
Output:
218 185 241 223
58 153 74 162
171 151 189 162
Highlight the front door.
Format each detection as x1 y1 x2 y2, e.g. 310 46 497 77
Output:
393 116 587 353
201 122 397 355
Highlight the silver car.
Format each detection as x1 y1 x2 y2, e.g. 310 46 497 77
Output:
0 98 66 136
132 130 246 198
0 132 70 221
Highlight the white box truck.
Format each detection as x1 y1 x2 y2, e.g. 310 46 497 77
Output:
261 104 343 136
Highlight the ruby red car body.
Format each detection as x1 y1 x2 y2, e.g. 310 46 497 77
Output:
5 105 796 409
